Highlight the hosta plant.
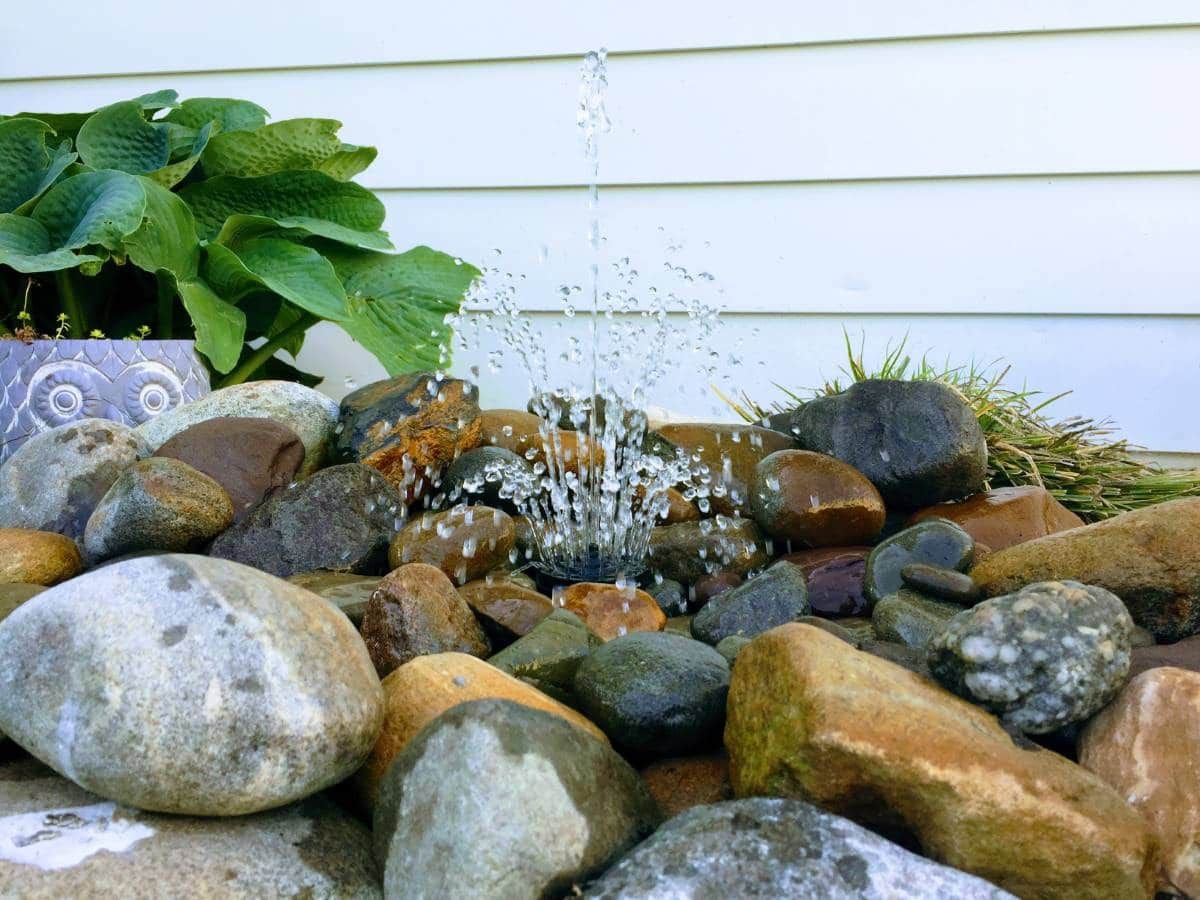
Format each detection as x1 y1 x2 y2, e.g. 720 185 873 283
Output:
0 90 477 385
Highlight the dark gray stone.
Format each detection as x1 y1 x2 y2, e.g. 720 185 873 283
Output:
644 577 688 617
439 445 529 513
691 560 809 645
872 589 963 649
865 519 975 605
901 562 981 604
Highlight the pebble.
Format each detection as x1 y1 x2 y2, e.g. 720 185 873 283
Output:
714 634 752 665
872 589 963 649
480 408 605 475
643 577 687 617
458 578 553 645
560 582 666 641
647 517 769 585
489 608 600 691
900 562 981 604
864 519 975 605
750 449 886 546
388 505 515 585
806 554 870 617
655 423 794 516
692 571 742 606
1129 633 1200 678
691 560 809 645
909 485 1083 551
439 445 529 513
0 529 81 585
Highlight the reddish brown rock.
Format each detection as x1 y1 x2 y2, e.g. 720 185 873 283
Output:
1080 667 1200 897
640 752 733 819
1130 634 1200 678
661 487 700 524
780 546 871 577
806 555 870 617
909 486 1083 552
361 563 490 677
479 409 604 475
693 572 742 606
750 450 885 547
656 423 793 516
458 579 554 644
561 582 667 641
388 506 516 585
153 417 304 520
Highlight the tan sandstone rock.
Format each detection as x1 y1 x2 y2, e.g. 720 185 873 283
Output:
0 528 81 585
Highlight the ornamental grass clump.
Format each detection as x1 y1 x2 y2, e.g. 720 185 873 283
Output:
725 334 1200 522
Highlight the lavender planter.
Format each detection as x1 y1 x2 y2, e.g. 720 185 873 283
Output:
0 340 210 465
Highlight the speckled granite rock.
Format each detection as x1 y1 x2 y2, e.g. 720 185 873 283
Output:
873 589 963 649
928 581 1133 734
82 458 234 562
691 561 809 645
647 517 770 585
0 529 81 585
582 798 1013 900
865 519 975 605
0 419 149 541
137 381 337 478
0 554 383 815
388 506 516 585
0 757 381 899
373 699 657 899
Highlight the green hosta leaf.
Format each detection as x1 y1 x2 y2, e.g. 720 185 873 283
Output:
181 171 391 249
0 119 77 213
76 101 171 174
175 276 246 373
202 118 344 177
323 244 478 374
165 98 269 133
146 120 215 188
204 237 347 321
130 90 180 113
123 177 200 278
247 353 323 387
0 214 101 273
32 170 147 251
317 143 378 181
2 111 91 143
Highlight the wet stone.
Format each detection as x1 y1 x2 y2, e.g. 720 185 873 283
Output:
489 609 600 691
458 578 553 645
691 560 809 646
0 529 81 586
439 445 529 514
644 577 688 617
211 463 402 578
909 485 1084 552
872 589 963 650
864 519 975 605
561 582 666 641
692 571 742 606
929 580 1134 733
656 423 794 516
286 571 382 626
647 517 769 585
901 562 981 604
806 554 870 617
715 634 752 665
479 408 604 475
660 487 700 524
639 753 733 821
781 545 870 577
388 505 516 586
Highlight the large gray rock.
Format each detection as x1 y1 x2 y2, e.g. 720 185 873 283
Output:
137 380 338 478
582 798 1013 899
0 554 383 815
0 419 149 541
788 379 988 508
691 560 809 645
373 699 659 899
0 756 381 899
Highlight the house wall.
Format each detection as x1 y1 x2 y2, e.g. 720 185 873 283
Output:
4 3 1198 453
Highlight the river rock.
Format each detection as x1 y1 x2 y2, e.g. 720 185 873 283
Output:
971 498 1200 643
782 545 871 576
750 449 885 547
361 563 490 677
0 529 81 585
910 485 1084 551
644 577 687 616
725 624 1154 898
153 416 305 520
138 381 337 478
929 581 1133 733
900 562 980 603
582 798 1014 900
458 578 553 644
872 589 962 649
0 554 383 815
0 584 44 623
647 517 770 585
806 554 870 617
639 753 733 820
0 420 149 541
788 379 988 508
388 505 516 585
82 458 234 562
1079 667 1200 898
660 487 700 524
656 423 794 516
574 631 730 757
439 445 529 513
692 571 742 605
561 582 666 641
691 561 809 645
1130 634 1200 678
356 652 606 806
334 373 481 499
865 519 975 604
211 463 402 578
373 699 658 899
0 757 381 898
286 571 380 626
489 609 600 690
480 408 605 475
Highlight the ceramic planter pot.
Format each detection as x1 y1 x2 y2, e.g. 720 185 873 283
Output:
0 339 210 465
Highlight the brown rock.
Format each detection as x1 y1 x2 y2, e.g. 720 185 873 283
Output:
0 528 81 585
910 486 1084 551
647 518 770 585
640 752 733 819
661 487 700 524
693 571 742 605
806 555 870 617
561 582 667 641
154 417 304 521
971 498 1200 642
750 450 885 547
0 583 44 623
361 563 490 677
657 423 793 516
458 579 554 644
1130 634 1200 678
1080 667 1200 897
780 546 871 577
480 408 605 474
356 651 607 805
388 506 516 585
725 623 1155 899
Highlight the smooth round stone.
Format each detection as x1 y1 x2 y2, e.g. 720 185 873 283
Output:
489 609 600 690
458 578 553 645
439 445 529 513
0 528 81 585
780 545 870 577
715 634 752 665
388 506 515 585
750 449 886 547
0 757 381 898
692 571 743 606
660 487 700 524
929 580 1134 733
286 571 381 626
901 562 981 604
691 561 810 646
561 582 667 641
153 416 305 521
137 380 338 478
0 419 149 541
909 485 1084 551
581 798 1013 900
647 517 770 585
795 615 864 647
0 584 44 624
786 379 988 508
479 408 605 475
211 463 402 578
0 554 383 815
361 563 490 678
872 589 963 649
640 753 733 820
806 554 870 617
82 458 234 562
373 699 657 899
644 577 688 617
656 423 795 516
864 519 975 605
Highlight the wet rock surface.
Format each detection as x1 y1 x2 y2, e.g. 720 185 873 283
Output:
806 554 870 617
439 444 529 512
865 519 975 604
873 589 962 649
458 577 553 644
910 485 1084 551
643 577 688 616
647 517 769 585
285 571 381 626
0 528 81 585
656 423 794 516
388 505 516 585
489 608 600 690
900 561 981 603
691 560 809 645
561 581 667 641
